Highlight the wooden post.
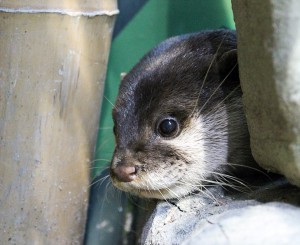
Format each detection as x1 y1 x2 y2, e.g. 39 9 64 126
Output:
0 0 117 243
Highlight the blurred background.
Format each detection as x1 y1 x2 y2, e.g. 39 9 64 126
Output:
85 0 235 244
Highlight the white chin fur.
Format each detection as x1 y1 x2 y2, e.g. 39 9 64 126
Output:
113 180 195 200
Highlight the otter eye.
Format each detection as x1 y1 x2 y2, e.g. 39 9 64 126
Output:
158 118 179 137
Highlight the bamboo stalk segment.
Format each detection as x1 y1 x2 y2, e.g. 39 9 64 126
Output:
0 0 117 244
0 0 118 14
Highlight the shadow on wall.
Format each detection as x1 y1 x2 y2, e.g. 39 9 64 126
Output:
113 0 150 38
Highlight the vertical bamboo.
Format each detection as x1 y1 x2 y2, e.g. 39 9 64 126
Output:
0 0 118 244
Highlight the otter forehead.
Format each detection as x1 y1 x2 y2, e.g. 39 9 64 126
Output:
113 67 203 148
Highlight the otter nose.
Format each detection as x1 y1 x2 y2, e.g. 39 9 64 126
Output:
112 165 137 182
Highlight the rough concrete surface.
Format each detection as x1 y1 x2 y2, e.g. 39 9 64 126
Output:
231 0 300 186
142 178 300 245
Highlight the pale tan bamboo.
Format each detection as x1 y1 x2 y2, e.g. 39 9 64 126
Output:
0 0 117 244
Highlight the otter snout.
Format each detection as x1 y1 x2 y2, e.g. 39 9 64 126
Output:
111 165 137 182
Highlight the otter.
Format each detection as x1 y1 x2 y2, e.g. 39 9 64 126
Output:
110 29 257 199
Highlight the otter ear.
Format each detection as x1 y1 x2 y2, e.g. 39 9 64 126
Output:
218 49 239 84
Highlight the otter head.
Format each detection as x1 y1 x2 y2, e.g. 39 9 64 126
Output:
110 30 248 199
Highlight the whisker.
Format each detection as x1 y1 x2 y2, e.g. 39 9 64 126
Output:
177 179 218 202
104 181 115 203
146 174 170 203
88 174 110 189
213 175 250 193
190 33 228 117
199 63 238 114
95 138 114 153
210 84 241 112
204 170 251 189
103 95 115 109
201 178 249 193
140 174 154 198
89 166 109 171
219 162 271 179
201 185 219 203
89 167 110 177
98 127 113 130
89 158 111 164
155 173 182 201
126 193 144 210
105 180 115 199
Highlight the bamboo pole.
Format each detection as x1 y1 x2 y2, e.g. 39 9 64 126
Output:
0 0 117 244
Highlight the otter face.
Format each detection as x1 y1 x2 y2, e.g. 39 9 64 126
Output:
111 113 208 199
110 30 251 199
